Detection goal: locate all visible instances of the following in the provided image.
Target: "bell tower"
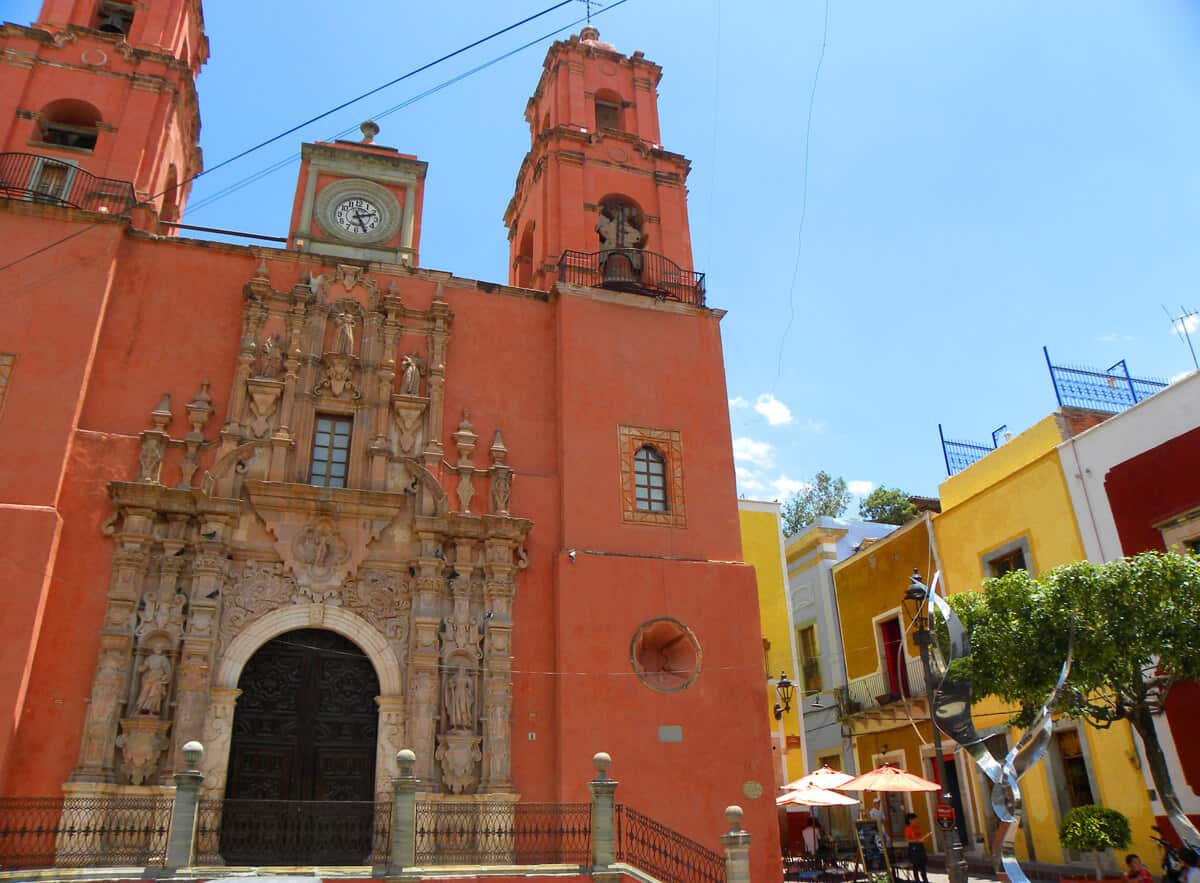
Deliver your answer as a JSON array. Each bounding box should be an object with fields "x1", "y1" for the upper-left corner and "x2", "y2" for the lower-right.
[
  {"x1": 0, "y1": 0, "x2": 207, "y2": 221},
  {"x1": 503, "y1": 27, "x2": 697, "y2": 296}
]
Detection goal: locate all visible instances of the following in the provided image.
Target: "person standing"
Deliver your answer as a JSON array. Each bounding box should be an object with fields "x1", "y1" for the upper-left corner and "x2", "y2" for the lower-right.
[
  {"x1": 904, "y1": 812, "x2": 932, "y2": 883},
  {"x1": 870, "y1": 798, "x2": 891, "y2": 846}
]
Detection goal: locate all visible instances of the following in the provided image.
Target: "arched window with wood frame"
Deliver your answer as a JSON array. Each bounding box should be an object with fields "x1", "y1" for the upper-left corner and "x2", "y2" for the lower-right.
[{"x1": 633, "y1": 445, "x2": 668, "y2": 513}]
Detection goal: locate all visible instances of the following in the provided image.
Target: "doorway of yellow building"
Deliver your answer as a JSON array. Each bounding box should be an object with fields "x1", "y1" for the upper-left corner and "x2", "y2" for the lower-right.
[{"x1": 925, "y1": 753, "x2": 971, "y2": 852}]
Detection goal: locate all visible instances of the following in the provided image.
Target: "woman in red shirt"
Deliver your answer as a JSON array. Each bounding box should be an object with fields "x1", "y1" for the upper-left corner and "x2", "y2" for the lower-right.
[{"x1": 904, "y1": 813, "x2": 931, "y2": 883}]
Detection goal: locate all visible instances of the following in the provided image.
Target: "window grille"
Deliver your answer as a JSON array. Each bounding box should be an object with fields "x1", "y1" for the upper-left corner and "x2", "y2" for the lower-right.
[
  {"x1": 633, "y1": 445, "x2": 668, "y2": 512},
  {"x1": 311, "y1": 415, "x2": 352, "y2": 488}
]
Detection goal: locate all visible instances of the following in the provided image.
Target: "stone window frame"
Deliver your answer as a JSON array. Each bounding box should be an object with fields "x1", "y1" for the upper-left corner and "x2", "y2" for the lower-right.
[
  {"x1": 618, "y1": 424, "x2": 685, "y2": 527},
  {"x1": 309, "y1": 412, "x2": 353, "y2": 488},
  {"x1": 1158, "y1": 507, "x2": 1200, "y2": 555},
  {"x1": 981, "y1": 535, "x2": 1034, "y2": 578}
]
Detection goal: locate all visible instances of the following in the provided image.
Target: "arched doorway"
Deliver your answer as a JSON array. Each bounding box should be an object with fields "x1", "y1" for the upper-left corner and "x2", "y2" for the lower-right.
[{"x1": 219, "y1": 628, "x2": 381, "y2": 865}]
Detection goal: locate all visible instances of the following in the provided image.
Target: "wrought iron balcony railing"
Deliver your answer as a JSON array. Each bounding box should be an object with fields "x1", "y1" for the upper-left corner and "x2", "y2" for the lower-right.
[
  {"x1": 559, "y1": 248, "x2": 707, "y2": 307},
  {"x1": 0, "y1": 152, "x2": 137, "y2": 215},
  {"x1": 839, "y1": 659, "x2": 928, "y2": 716}
]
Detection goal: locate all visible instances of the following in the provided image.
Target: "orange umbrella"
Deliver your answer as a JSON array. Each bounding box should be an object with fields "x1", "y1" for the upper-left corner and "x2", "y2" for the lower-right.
[
  {"x1": 777, "y1": 783, "x2": 861, "y2": 807},
  {"x1": 833, "y1": 763, "x2": 941, "y2": 793},
  {"x1": 783, "y1": 764, "x2": 854, "y2": 791}
]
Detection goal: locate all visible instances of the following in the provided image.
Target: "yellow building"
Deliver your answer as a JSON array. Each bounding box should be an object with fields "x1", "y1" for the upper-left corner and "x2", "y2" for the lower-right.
[
  {"x1": 739, "y1": 500, "x2": 806, "y2": 788},
  {"x1": 833, "y1": 412, "x2": 1157, "y2": 871}
]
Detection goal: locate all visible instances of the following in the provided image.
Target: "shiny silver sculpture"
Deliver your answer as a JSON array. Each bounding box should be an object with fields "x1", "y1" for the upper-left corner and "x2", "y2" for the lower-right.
[{"x1": 925, "y1": 580, "x2": 1074, "y2": 883}]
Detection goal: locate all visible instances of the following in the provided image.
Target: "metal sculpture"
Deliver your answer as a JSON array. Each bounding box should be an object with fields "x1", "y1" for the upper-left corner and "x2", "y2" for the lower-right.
[{"x1": 925, "y1": 575, "x2": 1074, "y2": 883}]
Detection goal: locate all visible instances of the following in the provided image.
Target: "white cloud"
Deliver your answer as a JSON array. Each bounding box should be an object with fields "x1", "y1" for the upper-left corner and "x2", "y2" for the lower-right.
[
  {"x1": 728, "y1": 396, "x2": 749, "y2": 410},
  {"x1": 771, "y1": 475, "x2": 810, "y2": 498},
  {"x1": 1098, "y1": 332, "x2": 1136, "y2": 344},
  {"x1": 848, "y1": 480, "x2": 875, "y2": 496},
  {"x1": 800, "y1": 417, "x2": 828, "y2": 433},
  {"x1": 732, "y1": 436, "x2": 774, "y2": 468},
  {"x1": 735, "y1": 466, "x2": 766, "y2": 492},
  {"x1": 1180, "y1": 315, "x2": 1200, "y2": 334},
  {"x1": 753, "y1": 393, "x2": 793, "y2": 426}
]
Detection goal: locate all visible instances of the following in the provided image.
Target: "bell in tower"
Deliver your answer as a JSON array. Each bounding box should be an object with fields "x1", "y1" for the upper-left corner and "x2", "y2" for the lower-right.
[{"x1": 503, "y1": 27, "x2": 704, "y2": 305}]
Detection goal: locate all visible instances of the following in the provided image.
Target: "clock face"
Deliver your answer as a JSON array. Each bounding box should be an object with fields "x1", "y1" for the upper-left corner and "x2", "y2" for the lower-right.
[{"x1": 333, "y1": 197, "x2": 382, "y2": 236}]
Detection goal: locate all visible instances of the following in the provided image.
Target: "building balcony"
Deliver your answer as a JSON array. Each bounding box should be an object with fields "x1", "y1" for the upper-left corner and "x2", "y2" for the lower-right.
[
  {"x1": 836, "y1": 658, "x2": 928, "y2": 720},
  {"x1": 558, "y1": 248, "x2": 706, "y2": 307},
  {"x1": 0, "y1": 151, "x2": 136, "y2": 215}
]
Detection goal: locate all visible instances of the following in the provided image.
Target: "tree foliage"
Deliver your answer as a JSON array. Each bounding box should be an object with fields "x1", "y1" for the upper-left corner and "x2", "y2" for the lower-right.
[
  {"x1": 858, "y1": 486, "x2": 918, "y2": 525},
  {"x1": 1059, "y1": 805, "x2": 1131, "y2": 880},
  {"x1": 948, "y1": 551, "x2": 1200, "y2": 847},
  {"x1": 781, "y1": 471, "x2": 851, "y2": 535}
]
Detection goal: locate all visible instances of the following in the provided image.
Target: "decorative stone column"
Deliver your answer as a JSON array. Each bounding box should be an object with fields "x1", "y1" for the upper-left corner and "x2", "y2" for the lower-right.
[
  {"x1": 198, "y1": 687, "x2": 240, "y2": 797},
  {"x1": 389, "y1": 748, "x2": 419, "y2": 874},
  {"x1": 589, "y1": 752, "x2": 619, "y2": 876},
  {"x1": 721, "y1": 805, "x2": 752, "y2": 883},
  {"x1": 73, "y1": 541, "x2": 152, "y2": 782},
  {"x1": 165, "y1": 741, "x2": 205, "y2": 870},
  {"x1": 480, "y1": 537, "x2": 515, "y2": 792},
  {"x1": 408, "y1": 541, "x2": 445, "y2": 784}
]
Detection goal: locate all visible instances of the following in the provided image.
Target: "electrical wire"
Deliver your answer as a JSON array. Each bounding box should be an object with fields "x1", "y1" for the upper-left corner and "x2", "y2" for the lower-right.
[
  {"x1": 0, "y1": 0, "x2": 578, "y2": 273},
  {"x1": 772, "y1": 0, "x2": 831, "y2": 393},
  {"x1": 187, "y1": 0, "x2": 632, "y2": 216}
]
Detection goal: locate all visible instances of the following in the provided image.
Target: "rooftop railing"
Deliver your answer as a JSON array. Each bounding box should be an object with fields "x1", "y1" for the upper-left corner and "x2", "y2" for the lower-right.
[{"x1": 559, "y1": 248, "x2": 707, "y2": 307}]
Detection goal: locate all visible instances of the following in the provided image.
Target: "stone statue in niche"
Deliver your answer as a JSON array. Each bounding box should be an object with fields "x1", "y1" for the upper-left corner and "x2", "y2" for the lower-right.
[
  {"x1": 333, "y1": 311, "x2": 356, "y2": 355},
  {"x1": 137, "y1": 435, "x2": 164, "y2": 483},
  {"x1": 256, "y1": 332, "x2": 284, "y2": 378},
  {"x1": 400, "y1": 354, "x2": 423, "y2": 396},
  {"x1": 447, "y1": 666, "x2": 476, "y2": 732},
  {"x1": 135, "y1": 650, "x2": 172, "y2": 716}
]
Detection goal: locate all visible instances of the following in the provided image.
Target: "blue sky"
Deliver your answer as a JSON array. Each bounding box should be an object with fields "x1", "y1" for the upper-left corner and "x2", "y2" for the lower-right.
[{"x1": 14, "y1": 0, "x2": 1200, "y2": 504}]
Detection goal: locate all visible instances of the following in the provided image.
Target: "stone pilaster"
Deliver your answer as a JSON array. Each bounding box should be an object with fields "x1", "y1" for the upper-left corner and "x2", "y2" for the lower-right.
[{"x1": 198, "y1": 687, "x2": 240, "y2": 797}]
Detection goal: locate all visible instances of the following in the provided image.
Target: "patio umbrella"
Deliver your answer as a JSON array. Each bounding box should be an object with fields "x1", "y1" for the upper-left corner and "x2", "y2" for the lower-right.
[
  {"x1": 833, "y1": 763, "x2": 940, "y2": 793},
  {"x1": 782, "y1": 764, "x2": 854, "y2": 791},
  {"x1": 777, "y1": 784, "x2": 861, "y2": 807}
]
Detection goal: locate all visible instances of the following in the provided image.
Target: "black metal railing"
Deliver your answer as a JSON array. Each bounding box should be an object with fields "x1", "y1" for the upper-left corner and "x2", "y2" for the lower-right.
[
  {"x1": 0, "y1": 152, "x2": 137, "y2": 215},
  {"x1": 0, "y1": 796, "x2": 172, "y2": 869},
  {"x1": 1044, "y1": 347, "x2": 1167, "y2": 413},
  {"x1": 197, "y1": 799, "x2": 390, "y2": 866},
  {"x1": 414, "y1": 800, "x2": 591, "y2": 866},
  {"x1": 615, "y1": 804, "x2": 725, "y2": 883},
  {"x1": 559, "y1": 248, "x2": 707, "y2": 306}
]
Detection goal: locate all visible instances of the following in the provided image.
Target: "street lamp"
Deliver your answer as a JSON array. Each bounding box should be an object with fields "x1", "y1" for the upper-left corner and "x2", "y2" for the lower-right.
[
  {"x1": 905, "y1": 569, "x2": 969, "y2": 883},
  {"x1": 774, "y1": 671, "x2": 795, "y2": 721}
]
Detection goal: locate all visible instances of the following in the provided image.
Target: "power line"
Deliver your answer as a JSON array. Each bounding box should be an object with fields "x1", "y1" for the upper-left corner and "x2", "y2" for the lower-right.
[
  {"x1": 0, "y1": 0, "x2": 576, "y2": 273},
  {"x1": 772, "y1": 0, "x2": 831, "y2": 393},
  {"x1": 187, "y1": 0, "x2": 632, "y2": 217}
]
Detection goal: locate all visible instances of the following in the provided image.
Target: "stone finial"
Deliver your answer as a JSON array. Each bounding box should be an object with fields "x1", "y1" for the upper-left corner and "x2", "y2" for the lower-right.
[
  {"x1": 254, "y1": 256, "x2": 269, "y2": 279},
  {"x1": 396, "y1": 748, "x2": 416, "y2": 776},
  {"x1": 186, "y1": 381, "x2": 213, "y2": 435},
  {"x1": 181, "y1": 740, "x2": 204, "y2": 770},
  {"x1": 490, "y1": 429, "x2": 508, "y2": 465},
  {"x1": 593, "y1": 751, "x2": 613, "y2": 778},
  {"x1": 724, "y1": 805, "x2": 744, "y2": 833},
  {"x1": 150, "y1": 393, "x2": 173, "y2": 430},
  {"x1": 361, "y1": 120, "x2": 380, "y2": 144}
]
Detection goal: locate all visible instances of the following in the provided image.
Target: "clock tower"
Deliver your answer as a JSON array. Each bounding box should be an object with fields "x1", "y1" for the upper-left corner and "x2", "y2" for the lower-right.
[{"x1": 288, "y1": 121, "x2": 428, "y2": 265}]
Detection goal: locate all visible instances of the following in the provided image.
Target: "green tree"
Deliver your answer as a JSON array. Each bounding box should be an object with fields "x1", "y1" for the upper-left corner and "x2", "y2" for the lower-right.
[
  {"x1": 781, "y1": 471, "x2": 851, "y2": 535},
  {"x1": 858, "y1": 486, "x2": 918, "y2": 525},
  {"x1": 948, "y1": 552, "x2": 1200, "y2": 848},
  {"x1": 1058, "y1": 805, "x2": 1131, "y2": 880}
]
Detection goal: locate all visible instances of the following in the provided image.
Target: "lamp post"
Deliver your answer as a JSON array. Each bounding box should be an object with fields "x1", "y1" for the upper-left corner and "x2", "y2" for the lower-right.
[
  {"x1": 773, "y1": 672, "x2": 795, "y2": 786},
  {"x1": 905, "y1": 570, "x2": 969, "y2": 883}
]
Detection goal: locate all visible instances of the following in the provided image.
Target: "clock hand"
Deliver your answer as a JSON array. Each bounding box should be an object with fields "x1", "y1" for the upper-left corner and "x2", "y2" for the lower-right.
[{"x1": 352, "y1": 211, "x2": 369, "y2": 232}]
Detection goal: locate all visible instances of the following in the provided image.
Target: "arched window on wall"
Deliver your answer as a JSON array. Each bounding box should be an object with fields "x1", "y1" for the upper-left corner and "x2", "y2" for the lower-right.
[
  {"x1": 95, "y1": 2, "x2": 135, "y2": 35},
  {"x1": 633, "y1": 445, "x2": 668, "y2": 513},
  {"x1": 515, "y1": 223, "x2": 534, "y2": 288},
  {"x1": 36, "y1": 99, "x2": 102, "y2": 152},
  {"x1": 594, "y1": 89, "x2": 624, "y2": 132}
]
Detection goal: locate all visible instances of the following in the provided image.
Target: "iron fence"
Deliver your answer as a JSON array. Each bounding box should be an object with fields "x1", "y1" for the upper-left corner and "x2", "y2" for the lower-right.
[
  {"x1": 414, "y1": 800, "x2": 590, "y2": 866},
  {"x1": 615, "y1": 804, "x2": 725, "y2": 883},
  {"x1": 0, "y1": 796, "x2": 172, "y2": 869},
  {"x1": 196, "y1": 798, "x2": 389, "y2": 867},
  {"x1": 558, "y1": 248, "x2": 707, "y2": 306},
  {"x1": 0, "y1": 152, "x2": 137, "y2": 215},
  {"x1": 938, "y1": 423, "x2": 995, "y2": 476},
  {"x1": 1044, "y1": 347, "x2": 1167, "y2": 413}
]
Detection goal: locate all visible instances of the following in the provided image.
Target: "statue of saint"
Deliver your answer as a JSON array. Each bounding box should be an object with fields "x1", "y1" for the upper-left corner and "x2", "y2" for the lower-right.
[
  {"x1": 400, "y1": 354, "x2": 422, "y2": 396},
  {"x1": 135, "y1": 650, "x2": 172, "y2": 716},
  {"x1": 448, "y1": 667, "x2": 475, "y2": 731},
  {"x1": 333, "y1": 311, "x2": 356, "y2": 355}
]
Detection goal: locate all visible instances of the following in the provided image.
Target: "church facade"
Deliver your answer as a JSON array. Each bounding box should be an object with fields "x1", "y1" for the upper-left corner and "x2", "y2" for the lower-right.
[{"x1": 0, "y1": 2, "x2": 780, "y2": 877}]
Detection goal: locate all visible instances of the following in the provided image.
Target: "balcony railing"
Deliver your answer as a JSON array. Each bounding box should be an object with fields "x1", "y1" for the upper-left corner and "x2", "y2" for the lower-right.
[
  {"x1": 559, "y1": 248, "x2": 706, "y2": 307},
  {"x1": 839, "y1": 658, "x2": 928, "y2": 715},
  {"x1": 0, "y1": 152, "x2": 137, "y2": 215}
]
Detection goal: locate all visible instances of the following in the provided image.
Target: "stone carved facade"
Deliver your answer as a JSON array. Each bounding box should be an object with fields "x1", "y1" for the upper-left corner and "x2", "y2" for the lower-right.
[{"x1": 73, "y1": 264, "x2": 530, "y2": 803}]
